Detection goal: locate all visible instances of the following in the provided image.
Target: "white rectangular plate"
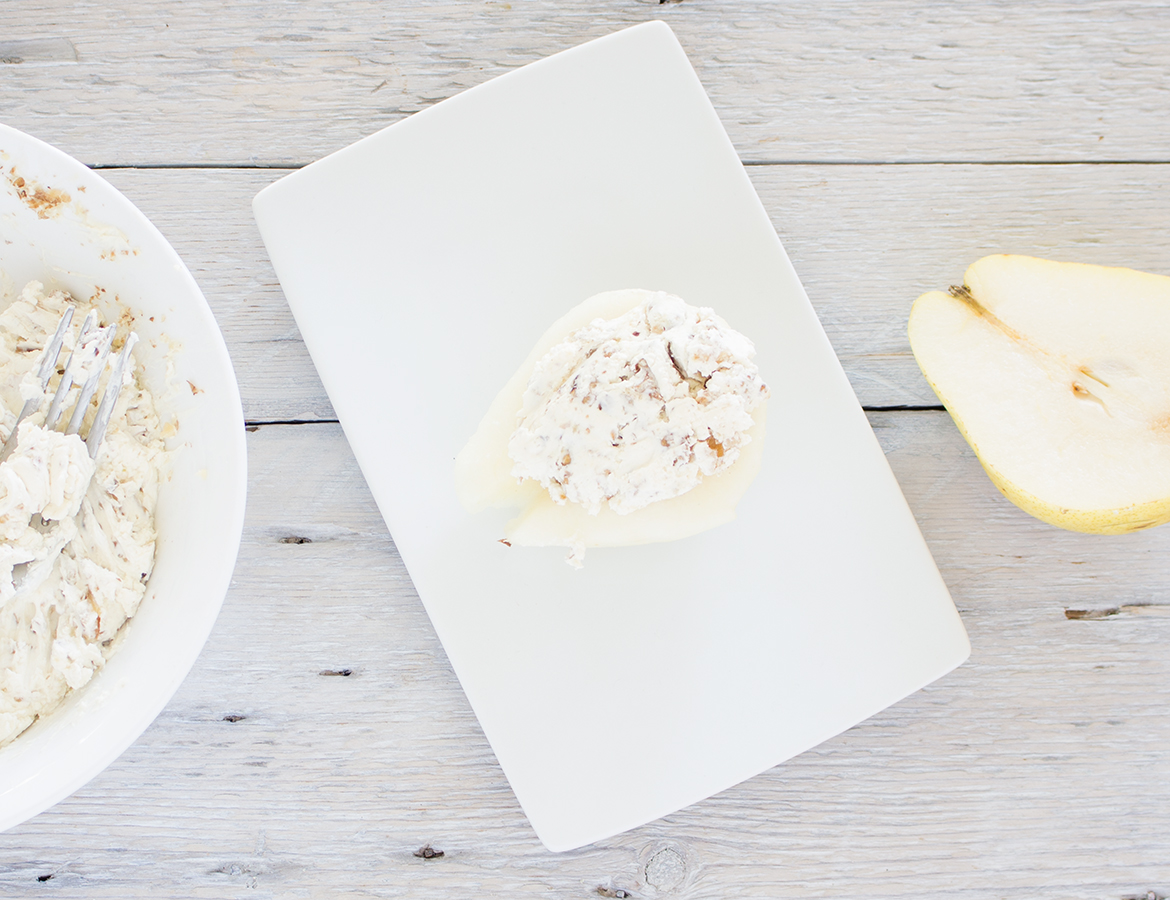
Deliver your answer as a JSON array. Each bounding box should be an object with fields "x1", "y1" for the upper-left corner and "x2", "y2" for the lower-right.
[{"x1": 253, "y1": 21, "x2": 969, "y2": 852}]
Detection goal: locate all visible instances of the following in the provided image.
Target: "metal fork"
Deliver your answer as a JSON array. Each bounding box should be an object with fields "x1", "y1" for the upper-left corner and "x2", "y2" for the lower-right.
[
  {"x1": 0, "y1": 307, "x2": 139, "y2": 598},
  {"x1": 0, "y1": 306, "x2": 139, "y2": 465}
]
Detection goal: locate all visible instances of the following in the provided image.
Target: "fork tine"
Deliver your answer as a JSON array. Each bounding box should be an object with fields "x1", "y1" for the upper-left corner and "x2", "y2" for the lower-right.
[
  {"x1": 0, "y1": 306, "x2": 74, "y2": 464},
  {"x1": 36, "y1": 307, "x2": 75, "y2": 384},
  {"x1": 45, "y1": 309, "x2": 97, "y2": 430},
  {"x1": 86, "y1": 333, "x2": 138, "y2": 459},
  {"x1": 65, "y1": 325, "x2": 116, "y2": 437}
]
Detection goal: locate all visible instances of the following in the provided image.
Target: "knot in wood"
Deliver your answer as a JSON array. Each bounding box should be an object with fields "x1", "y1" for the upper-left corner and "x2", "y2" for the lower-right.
[{"x1": 644, "y1": 846, "x2": 686, "y2": 892}]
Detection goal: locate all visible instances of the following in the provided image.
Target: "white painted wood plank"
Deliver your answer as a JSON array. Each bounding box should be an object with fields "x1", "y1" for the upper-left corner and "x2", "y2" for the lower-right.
[
  {"x1": 1, "y1": 417, "x2": 1168, "y2": 898},
  {"x1": 765, "y1": 162, "x2": 1170, "y2": 407},
  {"x1": 1, "y1": 1, "x2": 1168, "y2": 166},
  {"x1": 93, "y1": 168, "x2": 335, "y2": 423},
  {"x1": 93, "y1": 161, "x2": 1170, "y2": 419}
]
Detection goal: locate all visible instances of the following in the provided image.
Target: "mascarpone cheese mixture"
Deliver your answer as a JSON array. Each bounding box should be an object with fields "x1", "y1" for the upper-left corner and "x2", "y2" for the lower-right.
[
  {"x1": 509, "y1": 291, "x2": 769, "y2": 517},
  {"x1": 0, "y1": 281, "x2": 165, "y2": 747}
]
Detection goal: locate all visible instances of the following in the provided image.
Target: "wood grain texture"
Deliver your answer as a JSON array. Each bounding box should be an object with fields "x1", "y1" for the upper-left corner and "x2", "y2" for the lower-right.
[
  {"x1": 1, "y1": 0, "x2": 1168, "y2": 166},
  {"x1": 95, "y1": 168, "x2": 335, "y2": 423},
  {"x1": 3, "y1": 1, "x2": 1170, "y2": 895},
  {"x1": 93, "y1": 161, "x2": 1170, "y2": 419},
  {"x1": 1, "y1": 418, "x2": 1168, "y2": 899}
]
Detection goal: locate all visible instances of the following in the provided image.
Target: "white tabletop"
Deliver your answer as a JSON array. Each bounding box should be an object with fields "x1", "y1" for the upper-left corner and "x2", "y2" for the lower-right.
[{"x1": 2, "y1": 2, "x2": 1169, "y2": 897}]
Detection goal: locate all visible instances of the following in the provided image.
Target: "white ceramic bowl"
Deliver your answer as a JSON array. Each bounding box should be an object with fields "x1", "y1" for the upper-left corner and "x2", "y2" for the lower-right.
[{"x1": 0, "y1": 123, "x2": 247, "y2": 832}]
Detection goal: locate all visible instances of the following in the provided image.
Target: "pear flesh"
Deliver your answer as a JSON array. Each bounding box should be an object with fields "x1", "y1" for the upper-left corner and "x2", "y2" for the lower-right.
[
  {"x1": 908, "y1": 254, "x2": 1170, "y2": 534},
  {"x1": 455, "y1": 289, "x2": 767, "y2": 556}
]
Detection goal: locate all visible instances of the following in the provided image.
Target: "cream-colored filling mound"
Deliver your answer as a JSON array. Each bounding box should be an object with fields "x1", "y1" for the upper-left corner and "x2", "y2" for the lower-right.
[
  {"x1": 456, "y1": 289, "x2": 769, "y2": 565},
  {"x1": 0, "y1": 281, "x2": 165, "y2": 747}
]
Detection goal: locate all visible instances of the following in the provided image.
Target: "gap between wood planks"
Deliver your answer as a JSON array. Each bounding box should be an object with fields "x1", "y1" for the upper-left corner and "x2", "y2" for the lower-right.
[
  {"x1": 243, "y1": 406, "x2": 947, "y2": 431},
  {"x1": 87, "y1": 159, "x2": 1170, "y2": 170},
  {"x1": 245, "y1": 419, "x2": 339, "y2": 431}
]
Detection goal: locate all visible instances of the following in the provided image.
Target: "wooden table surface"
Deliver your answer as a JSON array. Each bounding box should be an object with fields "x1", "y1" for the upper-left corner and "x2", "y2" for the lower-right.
[{"x1": 3, "y1": 2, "x2": 1170, "y2": 897}]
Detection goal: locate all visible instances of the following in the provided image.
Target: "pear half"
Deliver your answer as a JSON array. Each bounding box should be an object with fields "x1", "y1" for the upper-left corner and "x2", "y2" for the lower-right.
[
  {"x1": 455, "y1": 289, "x2": 767, "y2": 552},
  {"x1": 908, "y1": 254, "x2": 1170, "y2": 534}
]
